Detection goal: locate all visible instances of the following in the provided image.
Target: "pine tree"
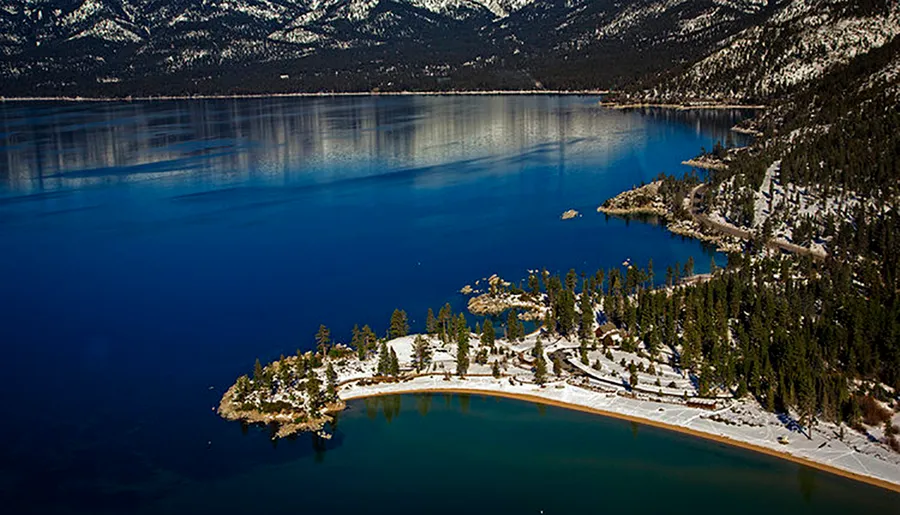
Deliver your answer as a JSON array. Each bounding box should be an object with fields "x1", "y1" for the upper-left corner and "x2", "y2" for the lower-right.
[
  {"x1": 579, "y1": 289, "x2": 594, "y2": 341},
  {"x1": 628, "y1": 362, "x2": 639, "y2": 388},
  {"x1": 296, "y1": 351, "x2": 308, "y2": 378},
  {"x1": 234, "y1": 375, "x2": 251, "y2": 402},
  {"x1": 506, "y1": 310, "x2": 519, "y2": 341},
  {"x1": 456, "y1": 337, "x2": 470, "y2": 377},
  {"x1": 390, "y1": 309, "x2": 409, "y2": 339},
  {"x1": 456, "y1": 315, "x2": 470, "y2": 377},
  {"x1": 426, "y1": 308, "x2": 437, "y2": 334},
  {"x1": 438, "y1": 303, "x2": 452, "y2": 343},
  {"x1": 481, "y1": 318, "x2": 495, "y2": 347},
  {"x1": 253, "y1": 358, "x2": 264, "y2": 383},
  {"x1": 352, "y1": 324, "x2": 365, "y2": 360},
  {"x1": 534, "y1": 338, "x2": 547, "y2": 385},
  {"x1": 325, "y1": 362, "x2": 337, "y2": 401},
  {"x1": 377, "y1": 342, "x2": 389, "y2": 376},
  {"x1": 543, "y1": 309, "x2": 554, "y2": 334},
  {"x1": 798, "y1": 367, "x2": 816, "y2": 439},
  {"x1": 412, "y1": 335, "x2": 431, "y2": 372},
  {"x1": 491, "y1": 360, "x2": 501, "y2": 378},
  {"x1": 553, "y1": 353, "x2": 562, "y2": 376},
  {"x1": 315, "y1": 324, "x2": 331, "y2": 354},
  {"x1": 306, "y1": 373, "x2": 322, "y2": 410},
  {"x1": 566, "y1": 268, "x2": 578, "y2": 292},
  {"x1": 389, "y1": 348, "x2": 400, "y2": 376},
  {"x1": 456, "y1": 313, "x2": 469, "y2": 346}
]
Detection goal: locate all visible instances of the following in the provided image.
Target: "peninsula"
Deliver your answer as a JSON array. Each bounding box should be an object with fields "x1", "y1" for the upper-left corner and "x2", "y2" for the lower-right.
[{"x1": 220, "y1": 268, "x2": 900, "y2": 492}]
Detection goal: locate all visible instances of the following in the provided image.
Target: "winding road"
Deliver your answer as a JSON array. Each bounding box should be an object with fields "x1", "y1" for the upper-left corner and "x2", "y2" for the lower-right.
[{"x1": 688, "y1": 184, "x2": 826, "y2": 260}]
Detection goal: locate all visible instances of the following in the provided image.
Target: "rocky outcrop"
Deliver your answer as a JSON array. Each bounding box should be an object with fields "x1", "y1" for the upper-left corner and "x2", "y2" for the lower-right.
[
  {"x1": 597, "y1": 181, "x2": 668, "y2": 216},
  {"x1": 681, "y1": 157, "x2": 729, "y2": 171},
  {"x1": 561, "y1": 209, "x2": 579, "y2": 220},
  {"x1": 467, "y1": 292, "x2": 542, "y2": 318},
  {"x1": 219, "y1": 384, "x2": 346, "y2": 438}
]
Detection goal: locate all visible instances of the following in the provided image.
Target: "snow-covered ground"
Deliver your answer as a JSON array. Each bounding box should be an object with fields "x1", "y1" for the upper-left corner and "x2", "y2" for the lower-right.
[{"x1": 708, "y1": 160, "x2": 882, "y2": 255}]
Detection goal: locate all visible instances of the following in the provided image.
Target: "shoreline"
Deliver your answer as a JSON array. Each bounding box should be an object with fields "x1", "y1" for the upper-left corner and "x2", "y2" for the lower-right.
[
  {"x1": 345, "y1": 385, "x2": 900, "y2": 494},
  {"x1": 681, "y1": 158, "x2": 729, "y2": 171},
  {"x1": 0, "y1": 91, "x2": 767, "y2": 111},
  {"x1": 597, "y1": 206, "x2": 668, "y2": 217},
  {"x1": 0, "y1": 90, "x2": 609, "y2": 103},
  {"x1": 597, "y1": 102, "x2": 767, "y2": 111}
]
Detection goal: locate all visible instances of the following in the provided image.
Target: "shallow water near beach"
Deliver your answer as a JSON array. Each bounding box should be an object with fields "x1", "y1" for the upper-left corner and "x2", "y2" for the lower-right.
[
  {"x1": 0, "y1": 96, "x2": 896, "y2": 513},
  {"x1": 138, "y1": 394, "x2": 898, "y2": 514}
]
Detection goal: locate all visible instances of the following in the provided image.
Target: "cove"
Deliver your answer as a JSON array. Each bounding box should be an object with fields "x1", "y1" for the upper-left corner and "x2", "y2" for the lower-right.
[{"x1": 143, "y1": 393, "x2": 899, "y2": 514}]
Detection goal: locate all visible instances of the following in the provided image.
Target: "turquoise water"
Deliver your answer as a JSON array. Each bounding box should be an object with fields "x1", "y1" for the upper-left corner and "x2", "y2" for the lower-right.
[
  {"x1": 141, "y1": 394, "x2": 898, "y2": 514},
  {"x1": 1, "y1": 96, "x2": 895, "y2": 512}
]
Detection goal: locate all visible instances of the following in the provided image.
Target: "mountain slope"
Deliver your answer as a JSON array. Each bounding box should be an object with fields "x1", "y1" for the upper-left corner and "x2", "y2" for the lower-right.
[
  {"x1": 0, "y1": 0, "x2": 896, "y2": 98},
  {"x1": 629, "y1": 0, "x2": 900, "y2": 103}
]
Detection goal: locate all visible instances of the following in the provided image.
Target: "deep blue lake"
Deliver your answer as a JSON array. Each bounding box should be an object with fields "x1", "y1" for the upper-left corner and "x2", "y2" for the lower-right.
[{"x1": 1, "y1": 96, "x2": 895, "y2": 513}]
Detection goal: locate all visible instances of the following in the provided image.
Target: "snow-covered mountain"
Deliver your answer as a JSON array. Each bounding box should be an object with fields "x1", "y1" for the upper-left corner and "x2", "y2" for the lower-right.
[
  {"x1": 0, "y1": 0, "x2": 896, "y2": 98},
  {"x1": 631, "y1": 0, "x2": 900, "y2": 102}
]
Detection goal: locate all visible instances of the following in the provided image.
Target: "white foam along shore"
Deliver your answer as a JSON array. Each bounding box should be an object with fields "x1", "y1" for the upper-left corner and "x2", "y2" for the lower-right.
[{"x1": 334, "y1": 333, "x2": 900, "y2": 493}]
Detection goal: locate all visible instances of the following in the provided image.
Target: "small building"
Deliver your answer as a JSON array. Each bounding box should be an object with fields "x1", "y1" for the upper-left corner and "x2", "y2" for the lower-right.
[
  {"x1": 686, "y1": 397, "x2": 718, "y2": 410},
  {"x1": 596, "y1": 324, "x2": 622, "y2": 347}
]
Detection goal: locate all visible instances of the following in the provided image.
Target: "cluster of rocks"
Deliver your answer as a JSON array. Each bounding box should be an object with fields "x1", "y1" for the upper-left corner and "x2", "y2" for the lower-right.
[
  {"x1": 561, "y1": 209, "x2": 580, "y2": 220},
  {"x1": 467, "y1": 292, "x2": 541, "y2": 317}
]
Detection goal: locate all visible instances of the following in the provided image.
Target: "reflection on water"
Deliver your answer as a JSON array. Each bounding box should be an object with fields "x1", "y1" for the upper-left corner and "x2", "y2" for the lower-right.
[
  {"x1": 291, "y1": 394, "x2": 896, "y2": 515},
  {"x1": 363, "y1": 395, "x2": 403, "y2": 424},
  {"x1": 0, "y1": 97, "x2": 749, "y2": 196},
  {"x1": 798, "y1": 465, "x2": 818, "y2": 503},
  {"x1": 459, "y1": 393, "x2": 471, "y2": 413},
  {"x1": 416, "y1": 392, "x2": 433, "y2": 416}
]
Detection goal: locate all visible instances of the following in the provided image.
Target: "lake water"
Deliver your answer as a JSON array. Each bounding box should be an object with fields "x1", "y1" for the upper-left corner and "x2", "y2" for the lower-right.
[{"x1": 0, "y1": 96, "x2": 894, "y2": 513}]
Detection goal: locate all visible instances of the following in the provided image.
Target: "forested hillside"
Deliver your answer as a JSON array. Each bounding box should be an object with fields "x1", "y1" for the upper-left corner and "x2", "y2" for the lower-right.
[
  {"x1": 697, "y1": 34, "x2": 900, "y2": 263},
  {"x1": 606, "y1": 19, "x2": 900, "y2": 436}
]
